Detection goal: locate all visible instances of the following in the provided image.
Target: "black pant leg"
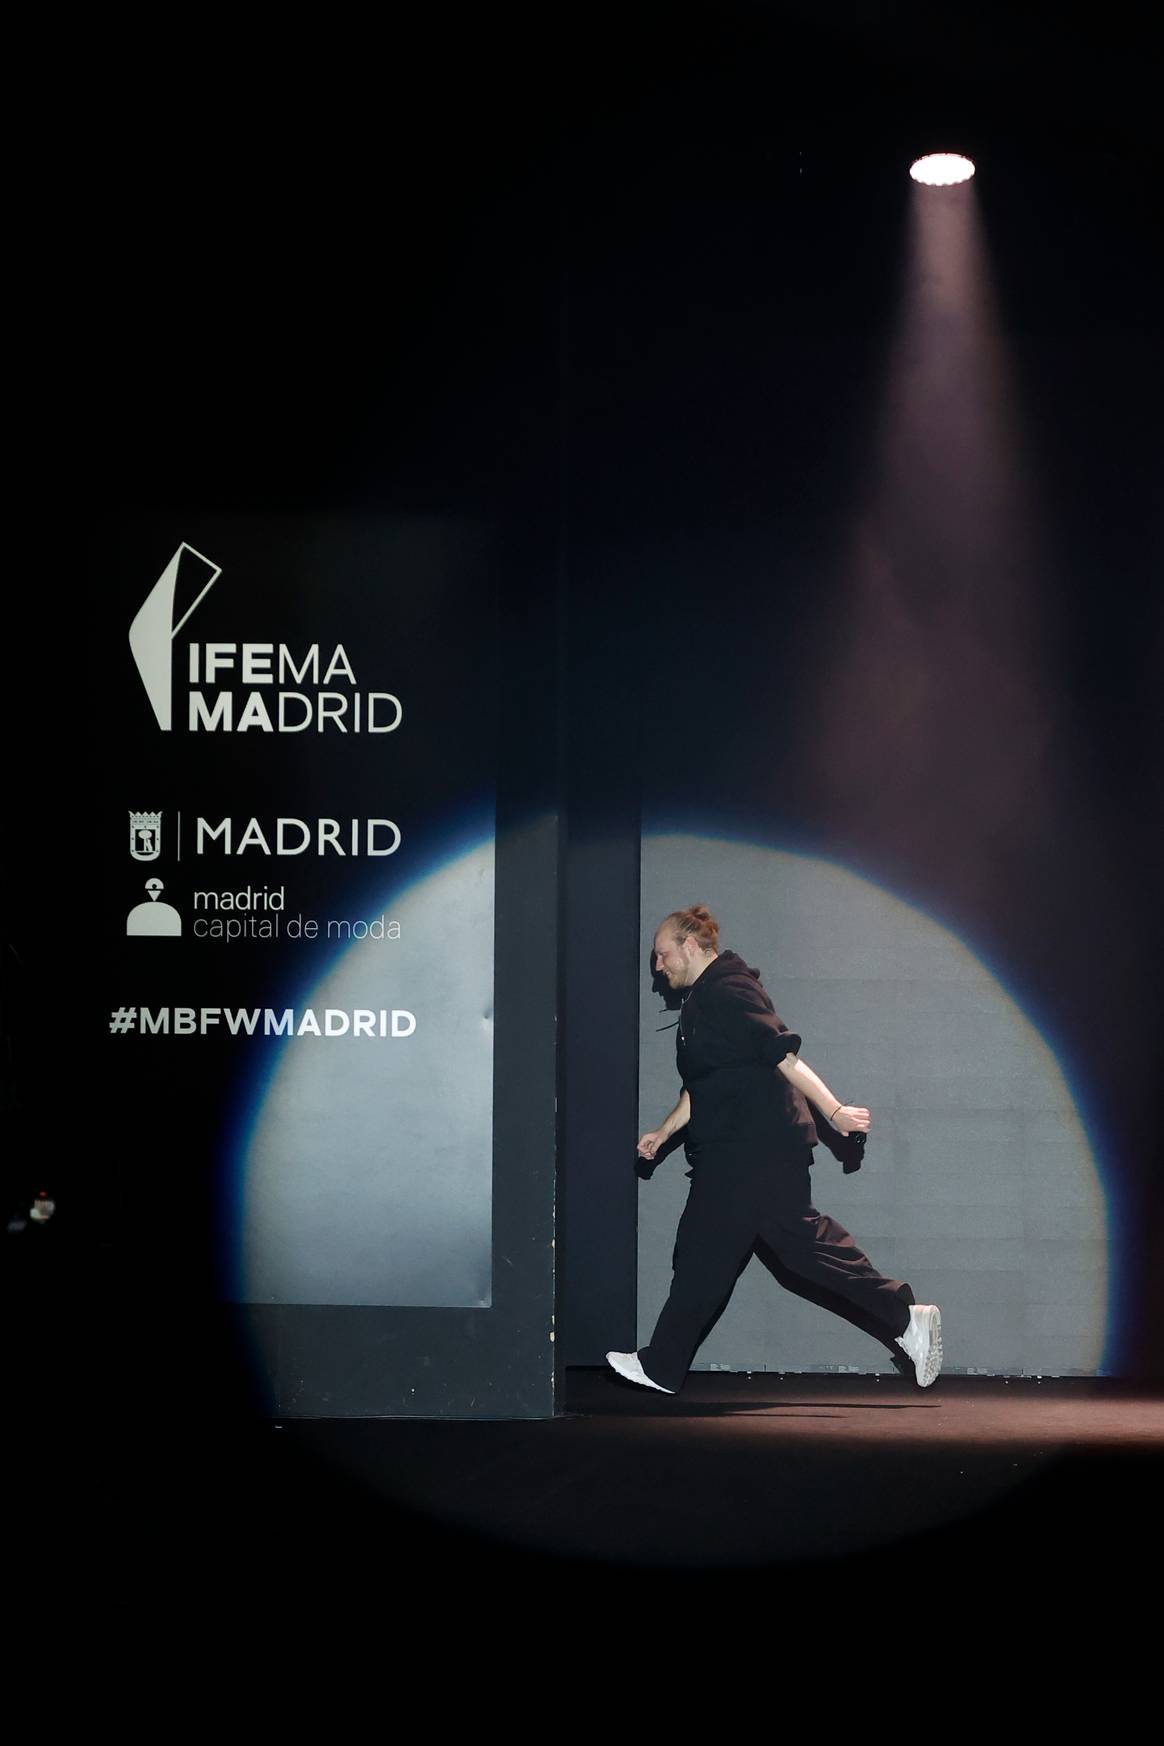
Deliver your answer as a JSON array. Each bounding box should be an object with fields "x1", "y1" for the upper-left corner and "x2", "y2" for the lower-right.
[
  {"x1": 757, "y1": 1150, "x2": 914, "y2": 1337},
  {"x1": 638, "y1": 1149, "x2": 762, "y2": 1393}
]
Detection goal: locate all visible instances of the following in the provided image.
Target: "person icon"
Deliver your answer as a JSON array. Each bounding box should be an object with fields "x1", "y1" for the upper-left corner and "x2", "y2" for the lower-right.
[{"x1": 127, "y1": 877, "x2": 182, "y2": 937}]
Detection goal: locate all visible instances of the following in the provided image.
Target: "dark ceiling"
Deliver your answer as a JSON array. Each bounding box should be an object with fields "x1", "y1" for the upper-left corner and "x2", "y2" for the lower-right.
[{"x1": 43, "y1": 1, "x2": 1161, "y2": 516}]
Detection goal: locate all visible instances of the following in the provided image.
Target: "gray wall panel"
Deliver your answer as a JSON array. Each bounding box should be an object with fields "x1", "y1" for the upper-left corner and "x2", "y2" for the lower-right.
[{"x1": 638, "y1": 833, "x2": 1108, "y2": 1376}]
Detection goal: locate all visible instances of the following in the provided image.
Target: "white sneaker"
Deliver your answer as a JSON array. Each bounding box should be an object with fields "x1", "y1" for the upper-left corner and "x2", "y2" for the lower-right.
[
  {"x1": 605, "y1": 1350, "x2": 675, "y2": 1393},
  {"x1": 895, "y1": 1304, "x2": 943, "y2": 1387}
]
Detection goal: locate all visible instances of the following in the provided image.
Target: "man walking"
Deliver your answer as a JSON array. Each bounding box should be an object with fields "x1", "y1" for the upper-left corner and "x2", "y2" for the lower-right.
[{"x1": 607, "y1": 904, "x2": 942, "y2": 1394}]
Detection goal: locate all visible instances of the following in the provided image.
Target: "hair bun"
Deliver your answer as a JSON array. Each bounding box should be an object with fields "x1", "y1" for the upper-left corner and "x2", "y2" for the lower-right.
[{"x1": 660, "y1": 904, "x2": 720, "y2": 952}]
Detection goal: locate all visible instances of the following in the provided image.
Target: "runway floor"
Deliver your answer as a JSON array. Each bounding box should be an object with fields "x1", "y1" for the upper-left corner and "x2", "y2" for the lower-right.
[
  {"x1": 229, "y1": 1368, "x2": 1164, "y2": 1581},
  {"x1": 12, "y1": 1331, "x2": 1163, "y2": 1635}
]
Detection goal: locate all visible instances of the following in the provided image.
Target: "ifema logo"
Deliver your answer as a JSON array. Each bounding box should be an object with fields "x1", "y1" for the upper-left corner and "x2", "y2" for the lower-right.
[
  {"x1": 128, "y1": 542, "x2": 402, "y2": 734},
  {"x1": 129, "y1": 543, "x2": 222, "y2": 731}
]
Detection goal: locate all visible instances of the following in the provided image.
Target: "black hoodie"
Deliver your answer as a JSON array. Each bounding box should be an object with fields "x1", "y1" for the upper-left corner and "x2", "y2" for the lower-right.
[{"x1": 675, "y1": 950, "x2": 818, "y2": 1154}]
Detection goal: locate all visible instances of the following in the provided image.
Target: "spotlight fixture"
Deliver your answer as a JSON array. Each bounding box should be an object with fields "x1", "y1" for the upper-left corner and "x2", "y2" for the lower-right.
[{"x1": 910, "y1": 152, "x2": 975, "y2": 185}]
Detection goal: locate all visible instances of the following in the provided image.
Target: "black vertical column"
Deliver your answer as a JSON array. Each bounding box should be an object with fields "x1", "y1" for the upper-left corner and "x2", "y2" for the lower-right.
[
  {"x1": 556, "y1": 120, "x2": 648, "y2": 1368},
  {"x1": 559, "y1": 572, "x2": 643, "y2": 1365}
]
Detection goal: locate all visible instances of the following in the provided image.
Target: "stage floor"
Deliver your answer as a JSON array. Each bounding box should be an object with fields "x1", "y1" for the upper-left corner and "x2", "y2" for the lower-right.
[{"x1": 247, "y1": 1369, "x2": 1164, "y2": 1576}]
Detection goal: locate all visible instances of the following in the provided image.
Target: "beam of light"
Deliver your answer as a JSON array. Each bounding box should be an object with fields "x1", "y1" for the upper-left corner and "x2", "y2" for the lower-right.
[
  {"x1": 804, "y1": 143, "x2": 1132, "y2": 1376},
  {"x1": 910, "y1": 152, "x2": 976, "y2": 185},
  {"x1": 816, "y1": 149, "x2": 1061, "y2": 896}
]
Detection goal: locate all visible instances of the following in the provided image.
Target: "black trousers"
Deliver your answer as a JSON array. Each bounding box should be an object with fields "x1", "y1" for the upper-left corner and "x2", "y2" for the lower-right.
[{"x1": 638, "y1": 1142, "x2": 914, "y2": 1393}]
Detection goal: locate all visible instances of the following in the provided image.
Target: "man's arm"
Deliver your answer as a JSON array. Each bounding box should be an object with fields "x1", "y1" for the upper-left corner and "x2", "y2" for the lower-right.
[
  {"x1": 637, "y1": 1089, "x2": 691, "y2": 1159},
  {"x1": 777, "y1": 1054, "x2": 870, "y2": 1136}
]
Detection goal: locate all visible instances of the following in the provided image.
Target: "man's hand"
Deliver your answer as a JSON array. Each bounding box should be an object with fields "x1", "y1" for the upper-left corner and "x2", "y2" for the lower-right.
[
  {"x1": 830, "y1": 1105, "x2": 871, "y2": 1136},
  {"x1": 638, "y1": 1092, "x2": 690, "y2": 1160}
]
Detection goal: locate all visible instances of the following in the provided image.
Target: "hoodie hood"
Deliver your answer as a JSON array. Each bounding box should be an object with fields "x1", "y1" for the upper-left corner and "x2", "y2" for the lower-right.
[{"x1": 687, "y1": 948, "x2": 762, "y2": 992}]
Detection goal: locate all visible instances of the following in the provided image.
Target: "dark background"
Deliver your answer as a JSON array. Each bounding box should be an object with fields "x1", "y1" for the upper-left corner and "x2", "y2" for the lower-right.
[{"x1": 4, "y1": 0, "x2": 1162, "y2": 1609}]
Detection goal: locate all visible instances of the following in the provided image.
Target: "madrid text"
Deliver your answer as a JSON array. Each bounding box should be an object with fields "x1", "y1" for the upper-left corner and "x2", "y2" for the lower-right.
[{"x1": 194, "y1": 818, "x2": 401, "y2": 856}]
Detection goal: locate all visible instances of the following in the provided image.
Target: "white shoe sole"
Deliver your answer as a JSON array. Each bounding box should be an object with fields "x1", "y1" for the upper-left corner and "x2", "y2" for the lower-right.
[
  {"x1": 897, "y1": 1306, "x2": 943, "y2": 1387},
  {"x1": 605, "y1": 1350, "x2": 674, "y2": 1393}
]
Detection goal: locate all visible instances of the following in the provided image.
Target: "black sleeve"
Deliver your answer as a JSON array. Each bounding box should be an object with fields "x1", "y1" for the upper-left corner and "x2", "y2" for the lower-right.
[{"x1": 714, "y1": 978, "x2": 802, "y2": 1066}]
